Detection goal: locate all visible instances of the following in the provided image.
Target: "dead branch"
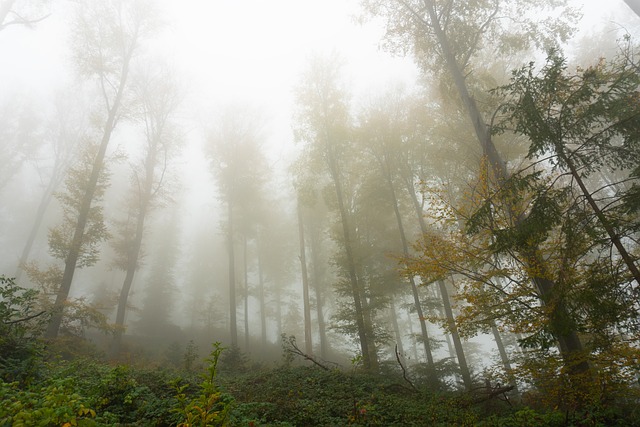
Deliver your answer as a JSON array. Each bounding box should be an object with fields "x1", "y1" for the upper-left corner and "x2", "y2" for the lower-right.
[
  {"x1": 395, "y1": 344, "x2": 418, "y2": 392},
  {"x1": 284, "y1": 336, "x2": 333, "y2": 371},
  {"x1": 4, "y1": 310, "x2": 46, "y2": 325}
]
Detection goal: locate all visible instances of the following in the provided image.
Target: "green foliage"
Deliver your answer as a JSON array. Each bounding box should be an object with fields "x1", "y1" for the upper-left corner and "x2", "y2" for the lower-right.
[
  {"x1": 0, "y1": 276, "x2": 47, "y2": 384},
  {"x1": 0, "y1": 379, "x2": 97, "y2": 427},
  {"x1": 172, "y1": 342, "x2": 233, "y2": 426}
]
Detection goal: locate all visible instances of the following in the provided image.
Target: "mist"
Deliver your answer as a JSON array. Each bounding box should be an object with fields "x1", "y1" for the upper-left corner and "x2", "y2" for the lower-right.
[{"x1": 2, "y1": 0, "x2": 640, "y2": 424}]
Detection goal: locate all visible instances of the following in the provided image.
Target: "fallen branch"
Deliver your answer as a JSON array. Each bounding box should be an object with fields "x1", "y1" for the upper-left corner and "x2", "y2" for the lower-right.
[
  {"x1": 470, "y1": 384, "x2": 514, "y2": 405},
  {"x1": 284, "y1": 335, "x2": 335, "y2": 371}
]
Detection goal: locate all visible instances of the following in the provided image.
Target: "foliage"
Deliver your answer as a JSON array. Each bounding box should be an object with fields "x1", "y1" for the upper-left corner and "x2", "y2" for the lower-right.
[
  {"x1": 0, "y1": 276, "x2": 48, "y2": 384},
  {"x1": 0, "y1": 379, "x2": 97, "y2": 427},
  {"x1": 403, "y1": 45, "x2": 640, "y2": 412},
  {"x1": 172, "y1": 342, "x2": 233, "y2": 426}
]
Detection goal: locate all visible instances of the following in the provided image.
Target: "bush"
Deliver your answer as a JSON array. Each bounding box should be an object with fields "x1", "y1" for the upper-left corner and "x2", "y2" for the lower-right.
[{"x1": 0, "y1": 276, "x2": 48, "y2": 384}]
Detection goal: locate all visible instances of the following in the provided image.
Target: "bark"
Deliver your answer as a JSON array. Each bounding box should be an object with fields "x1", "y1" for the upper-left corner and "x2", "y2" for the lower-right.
[{"x1": 297, "y1": 198, "x2": 313, "y2": 355}]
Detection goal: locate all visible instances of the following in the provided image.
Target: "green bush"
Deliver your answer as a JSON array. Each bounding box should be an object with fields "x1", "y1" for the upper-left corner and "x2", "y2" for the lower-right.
[{"x1": 0, "y1": 276, "x2": 48, "y2": 384}]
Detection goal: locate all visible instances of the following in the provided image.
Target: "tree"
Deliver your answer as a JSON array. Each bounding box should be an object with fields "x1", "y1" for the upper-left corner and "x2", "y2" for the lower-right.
[
  {"x1": 406, "y1": 47, "x2": 640, "y2": 403},
  {"x1": 0, "y1": 97, "x2": 42, "y2": 193},
  {"x1": 14, "y1": 91, "x2": 87, "y2": 281},
  {"x1": 360, "y1": 0, "x2": 589, "y2": 375},
  {"x1": 293, "y1": 53, "x2": 378, "y2": 371},
  {"x1": 45, "y1": 0, "x2": 159, "y2": 339},
  {"x1": 296, "y1": 193, "x2": 313, "y2": 355},
  {"x1": 110, "y1": 64, "x2": 182, "y2": 357},
  {"x1": 133, "y1": 210, "x2": 181, "y2": 339},
  {"x1": 0, "y1": 0, "x2": 50, "y2": 32},
  {"x1": 204, "y1": 104, "x2": 269, "y2": 349}
]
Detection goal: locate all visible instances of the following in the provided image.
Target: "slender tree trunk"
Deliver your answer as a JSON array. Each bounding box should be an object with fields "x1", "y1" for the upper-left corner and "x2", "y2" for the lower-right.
[
  {"x1": 275, "y1": 285, "x2": 282, "y2": 339},
  {"x1": 243, "y1": 235, "x2": 249, "y2": 351},
  {"x1": 324, "y1": 137, "x2": 373, "y2": 371},
  {"x1": 297, "y1": 198, "x2": 313, "y2": 355},
  {"x1": 406, "y1": 308, "x2": 420, "y2": 362},
  {"x1": 358, "y1": 278, "x2": 380, "y2": 371},
  {"x1": 227, "y1": 200, "x2": 238, "y2": 348},
  {"x1": 309, "y1": 217, "x2": 328, "y2": 359},
  {"x1": 15, "y1": 173, "x2": 58, "y2": 281},
  {"x1": 111, "y1": 207, "x2": 146, "y2": 358},
  {"x1": 562, "y1": 152, "x2": 640, "y2": 284},
  {"x1": 389, "y1": 298, "x2": 404, "y2": 356},
  {"x1": 439, "y1": 279, "x2": 472, "y2": 390},
  {"x1": 383, "y1": 153, "x2": 435, "y2": 371},
  {"x1": 45, "y1": 47, "x2": 133, "y2": 339},
  {"x1": 257, "y1": 236, "x2": 267, "y2": 351},
  {"x1": 491, "y1": 322, "x2": 518, "y2": 391},
  {"x1": 623, "y1": 0, "x2": 640, "y2": 18}
]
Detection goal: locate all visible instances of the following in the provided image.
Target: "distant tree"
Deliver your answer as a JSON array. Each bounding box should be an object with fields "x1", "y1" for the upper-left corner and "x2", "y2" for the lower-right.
[
  {"x1": 0, "y1": 97, "x2": 42, "y2": 193},
  {"x1": 45, "y1": 0, "x2": 160, "y2": 339},
  {"x1": 0, "y1": 0, "x2": 51, "y2": 32},
  {"x1": 134, "y1": 210, "x2": 181, "y2": 339},
  {"x1": 294, "y1": 53, "x2": 378, "y2": 371},
  {"x1": 14, "y1": 91, "x2": 87, "y2": 281},
  {"x1": 110, "y1": 64, "x2": 182, "y2": 357},
  {"x1": 204, "y1": 104, "x2": 269, "y2": 349}
]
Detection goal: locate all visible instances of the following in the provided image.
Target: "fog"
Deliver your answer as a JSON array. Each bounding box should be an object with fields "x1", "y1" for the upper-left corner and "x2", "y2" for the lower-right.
[{"x1": 1, "y1": 0, "x2": 638, "y2": 376}]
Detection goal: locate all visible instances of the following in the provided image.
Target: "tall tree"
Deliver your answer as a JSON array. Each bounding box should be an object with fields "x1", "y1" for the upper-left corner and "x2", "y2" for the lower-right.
[
  {"x1": 205, "y1": 104, "x2": 269, "y2": 349},
  {"x1": 110, "y1": 64, "x2": 182, "y2": 357},
  {"x1": 45, "y1": 0, "x2": 159, "y2": 339},
  {"x1": 294, "y1": 53, "x2": 378, "y2": 371},
  {"x1": 296, "y1": 193, "x2": 314, "y2": 355},
  {"x1": 14, "y1": 93, "x2": 86, "y2": 282},
  {"x1": 360, "y1": 0, "x2": 589, "y2": 374}
]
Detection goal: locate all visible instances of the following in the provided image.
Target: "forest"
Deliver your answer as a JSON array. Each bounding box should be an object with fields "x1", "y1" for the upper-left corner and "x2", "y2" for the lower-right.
[{"x1": 1, "y1": 0, "x2": 640, "y2": 425}]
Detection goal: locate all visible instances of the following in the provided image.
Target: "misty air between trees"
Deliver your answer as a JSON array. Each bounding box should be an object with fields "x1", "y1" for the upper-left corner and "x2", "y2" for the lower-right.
[{"x1": 1, "y1": 0, "x2": 640, "y2": 409}]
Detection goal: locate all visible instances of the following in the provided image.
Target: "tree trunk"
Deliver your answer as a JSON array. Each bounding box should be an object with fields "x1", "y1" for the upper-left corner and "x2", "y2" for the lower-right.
[
  {"x1": 45, "y1": 46, "x2": 133, "y2": 339},
  {"x1": 243, "y1": 235, "x2": 249, "y2": 351},
  {"x1": 309, "y1": 215, "x2": 328, "y2": 359},
  {"x1": 227, "y1": 200, "x2": 238, "y2": 348},
  {"x1": 389, "y1": 298, "x2": 404, "y2": 356},
  {"x1": 491, "y1": 322, "x2": 518, "y2": 392},
  {"x1": 15, "y1": 172, "x2": 58, "y2": 281},
  {"x1": 324, "y1": 136, "x2": 374, "y2": 371},
  {"x1": 297, "y1": 198, "x2": 313, "y2": 355},
  {"x1": 383, "y1": 153, "x2": 435, "y2": 371},
  {"x1": 439, "y1": 279, "x2": 473, "y2": 390},
  {"x1": 624, "y1": 0, "x2": 640, "y2": 18},
  {"x1": 257, "y1": 236, "x2": 267, "y2": 351}
]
